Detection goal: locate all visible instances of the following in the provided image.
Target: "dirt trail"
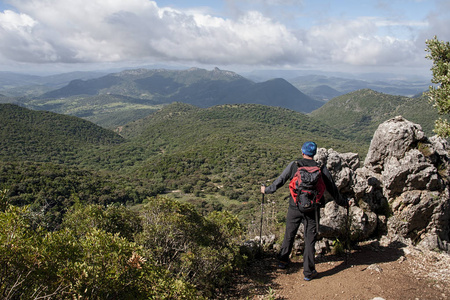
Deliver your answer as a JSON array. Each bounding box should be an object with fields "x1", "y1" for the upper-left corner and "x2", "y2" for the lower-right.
[{"x1": 227, "y1": 242, "x2": 450, "y2": 300}]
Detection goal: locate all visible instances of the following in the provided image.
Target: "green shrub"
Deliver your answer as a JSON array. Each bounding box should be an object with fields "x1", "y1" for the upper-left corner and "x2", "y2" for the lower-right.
[
  {"x1": 0, "y1": 199, "x2": 199, "y2": 299},
  {"x1": 0, "y1": 204, "x2": 46, "y2": 299},
  {"x1": 136, "y1": 196, "x2": 245, "y2": 298},
  {"x1": 62, "y1": 203, "x2": 142, "y2": 241}
]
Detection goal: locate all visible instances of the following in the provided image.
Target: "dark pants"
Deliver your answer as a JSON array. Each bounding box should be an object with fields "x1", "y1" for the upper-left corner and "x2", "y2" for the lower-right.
[{"x1": 279, "y1": 206, "x2": 317, "y2": 277}]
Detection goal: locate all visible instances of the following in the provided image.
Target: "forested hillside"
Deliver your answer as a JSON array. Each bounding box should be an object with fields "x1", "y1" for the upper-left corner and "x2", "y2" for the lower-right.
[
  {"x1": 0, "y1": 102, "x2": 364, "y2": 220},
  {"x1": 1, "y1": 93, "x2": 437, "y2": 222},
  {"x1": 0, "y1": 161, "x2": 157, "y2": 230},
  {"x1": 310, "y1": 89, "x2": 438, "y2": 142},
  {"x1": 119, "y1": 103, "x2": 363, "y2": 219},
  {"x1": 0, "y1": 104, "x2": 124, "y2": 164}
]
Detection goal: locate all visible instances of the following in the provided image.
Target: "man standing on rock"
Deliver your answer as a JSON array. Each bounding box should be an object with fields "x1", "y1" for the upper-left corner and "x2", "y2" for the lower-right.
[{"x1": 261, "y1": 141, "x2": 348, "y2": 281}]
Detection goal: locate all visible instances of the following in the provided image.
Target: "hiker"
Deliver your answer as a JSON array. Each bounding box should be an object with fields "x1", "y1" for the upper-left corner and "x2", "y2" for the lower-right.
[{"x1": 261, "y1": 141, "x2": 349, "y2": 281}]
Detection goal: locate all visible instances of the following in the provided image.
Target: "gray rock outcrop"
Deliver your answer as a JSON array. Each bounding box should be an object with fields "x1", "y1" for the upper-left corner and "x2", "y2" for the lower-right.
[
  {"x1": 357, "y1": 116, "x2": 449, "y2": 252},
  {"x1": 292, "y1": 116, "x2": 450, "y2": 255}
]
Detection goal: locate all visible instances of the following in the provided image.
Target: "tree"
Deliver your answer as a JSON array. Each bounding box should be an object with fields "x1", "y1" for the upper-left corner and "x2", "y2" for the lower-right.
[{"x1": 425, "y1": 36, "x2": 450, "y2": 137}]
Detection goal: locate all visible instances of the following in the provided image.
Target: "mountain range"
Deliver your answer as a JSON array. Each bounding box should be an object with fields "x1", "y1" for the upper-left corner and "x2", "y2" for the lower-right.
[
  {"x1": 289, "y1": 74, "x2": 429, "y2": 99},
  {"x1": 2, "y1": 67, "x2": 431, "y2": 100},
  {"x1": 1, "y1": 67, "x2": 332, "y2": 128},
  {"x1": 38, "y1": 67, "x2": 322, "y2": 113},
  {"x1": 0, "y1": 67, "x2": 434, "y2": 131}
]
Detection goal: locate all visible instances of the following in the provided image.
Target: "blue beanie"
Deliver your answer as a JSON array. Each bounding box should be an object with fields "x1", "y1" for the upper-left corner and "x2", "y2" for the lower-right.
[{"x1": 302, "y1": 141, "x2": 317, "y2": 156}]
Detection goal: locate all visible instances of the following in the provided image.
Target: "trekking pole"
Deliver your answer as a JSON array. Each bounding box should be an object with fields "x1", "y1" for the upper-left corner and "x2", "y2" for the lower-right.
[
  {"x1": 259, "y1": 185, "x2": 265, "y2": 245},
  {"x1": 344, "y1": 200, "x2": 351, "y2": 264}
]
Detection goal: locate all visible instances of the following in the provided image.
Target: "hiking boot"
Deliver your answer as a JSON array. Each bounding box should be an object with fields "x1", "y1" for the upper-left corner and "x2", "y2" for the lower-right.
[
  {"x1": 278, "y1": 261, "x2": 289, "y2": 269},
  {"x1": 304, "y1": 270, "x2": 318, "y2": 281}
]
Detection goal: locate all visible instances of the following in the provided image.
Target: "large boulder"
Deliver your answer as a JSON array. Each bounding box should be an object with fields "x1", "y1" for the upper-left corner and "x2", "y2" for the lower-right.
[
  {"x1": 319, "y1": 201, "x2": 377, "y2": 241},
  {"x1": 356, "y1": 116, "x2": 450, "y2": 252},
  {"x1": 364, "y1": 116, "x2": 426, "y2": 171},
  {"x1": 388, "y1": 190, "x2": 443, "y2": 238},
  {"x1": 382, "y1": 150, "x2": 443, "y2": 199},
  {"x1": 288, "y1": 116, "x2": 450, "y2": 255}
]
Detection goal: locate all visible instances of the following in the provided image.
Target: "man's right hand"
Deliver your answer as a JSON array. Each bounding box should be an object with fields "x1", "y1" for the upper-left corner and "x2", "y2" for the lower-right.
[{"x1": 261, "y1": 185, "x2": 266, "y2": 194}]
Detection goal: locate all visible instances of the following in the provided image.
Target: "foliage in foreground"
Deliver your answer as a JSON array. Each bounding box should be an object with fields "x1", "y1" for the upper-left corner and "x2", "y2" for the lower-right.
[
  {"x1": 0, "y1": 191, "x2": 245, "y2": 299},
  {"x1": 426, "y1": 36, "x2": 450, "y2": 137}
]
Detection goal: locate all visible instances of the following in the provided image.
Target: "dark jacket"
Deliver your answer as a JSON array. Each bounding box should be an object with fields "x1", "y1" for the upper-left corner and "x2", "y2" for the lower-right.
[{"x1": 264, "y1": 158, "x2": 347, "y2": 209}]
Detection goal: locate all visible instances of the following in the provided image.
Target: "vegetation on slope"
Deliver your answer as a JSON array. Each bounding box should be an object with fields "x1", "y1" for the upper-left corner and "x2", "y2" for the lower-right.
[
  {"x1": 0, "y1": 161, "x2": 160, "y2": 231},
  {"x1": 120, "y1": 103, "x2": 364, "y2": 217},
  {"x1": 25, "y1": 94, "x2": 162, "y2": 128},
  {"x1": 310, "y1": 89, "x2": 438, "y2": 142},
  {"x1": 0, "y1": 104, "x2": 124, "y2": 164},
  {"x1": 1, "y1": 191, "x2": 244, "y2": 299},
  {"x1": 0, "y1": 101, "x2": 365, "y2": 228}
]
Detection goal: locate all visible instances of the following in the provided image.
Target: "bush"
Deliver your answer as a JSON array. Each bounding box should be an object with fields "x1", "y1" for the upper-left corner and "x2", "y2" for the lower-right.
[
  {"x1": 1, "y1": 192, "x2": 246, "y2": 298},
  {"x1": 0, "y1": 199, "x2": 199, "y2": 299},
  {"x1": 62, "y1": 203, "x2": 142, "y2": 241},
  {"x1": 136, "y1": 196, "x2": 245, "y2": 298},
  {"x1": 0, "y1": 204, "x2": 47, "y2": 299}
]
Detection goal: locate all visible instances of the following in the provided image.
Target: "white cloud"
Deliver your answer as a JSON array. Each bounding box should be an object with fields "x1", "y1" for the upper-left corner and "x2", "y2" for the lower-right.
[
  {"x1": 303, "y1": 17, "x2": 419, "y2": 67},
  {"x1": 0, "y1": 9, "x2": 36, "y2": 30},
  {"x1": 0, "y1": 0, "x2": 448, "y2": 73},
  {"x1": 0, "y1": 0, "x2": 306, "y2": 66},
  {"x1": 0, "y1": 10, "x2": 62, "y2": 62}
]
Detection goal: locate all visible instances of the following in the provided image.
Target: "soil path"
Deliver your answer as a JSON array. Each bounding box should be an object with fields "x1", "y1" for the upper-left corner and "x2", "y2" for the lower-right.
[{"x1": 227, "y1": 242, "x2": 450, "y2": 300}]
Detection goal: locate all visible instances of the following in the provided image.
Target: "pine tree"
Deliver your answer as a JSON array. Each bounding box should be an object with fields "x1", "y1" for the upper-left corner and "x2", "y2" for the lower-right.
[{"x1": 425, "y1": 36, "x2": 450, "y2": 137}]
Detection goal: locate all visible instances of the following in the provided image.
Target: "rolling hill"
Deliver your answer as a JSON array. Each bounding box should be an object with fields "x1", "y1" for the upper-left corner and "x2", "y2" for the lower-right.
[
  {"x1": 0, "y1": 104, "x2": 124, "y2": 164},
  {"x1": 0, "y1": 86, "x2": 440, "y2": 213},
  {"x1": 0, "y1": 102, "x2": 364, "y2": 213},
  {"x1": 116, "y1": 103, "x2": 364, "y2": 205},
  {"x1": 309, "y1": 89, "x2": 438, "y2": 142}
]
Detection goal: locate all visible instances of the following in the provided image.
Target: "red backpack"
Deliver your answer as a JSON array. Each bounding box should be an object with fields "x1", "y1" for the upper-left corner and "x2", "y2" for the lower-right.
[{"x1": 289, "y1": 161, "x2": 325, "y2": 213}]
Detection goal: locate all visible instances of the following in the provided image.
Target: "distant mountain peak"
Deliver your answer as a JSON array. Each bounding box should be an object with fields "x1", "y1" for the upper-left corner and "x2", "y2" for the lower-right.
[
  {"x1": 116, "y1": 68, "x2": 150, "y2": 76},
  {"x1": 184, "y1": 66, "x2": 244, "y2": 80}
]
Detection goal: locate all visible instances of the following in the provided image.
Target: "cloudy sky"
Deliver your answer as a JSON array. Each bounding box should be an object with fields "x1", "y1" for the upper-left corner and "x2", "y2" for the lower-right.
[{"x1": 0, "y1": 0, "x2": 449, "y2": 76}]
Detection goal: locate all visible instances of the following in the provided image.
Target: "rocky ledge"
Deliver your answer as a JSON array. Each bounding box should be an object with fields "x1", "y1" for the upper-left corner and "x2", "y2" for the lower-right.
[{"x1": 296, "y1": 115, "x2": 449, "y2": 255}]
